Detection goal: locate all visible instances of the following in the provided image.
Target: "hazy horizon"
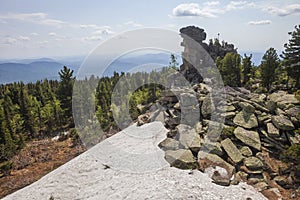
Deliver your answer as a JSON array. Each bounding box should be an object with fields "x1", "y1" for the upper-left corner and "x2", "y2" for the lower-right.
[{"x1": 0, "y1": 0, "x2": 299, "y2": 60}]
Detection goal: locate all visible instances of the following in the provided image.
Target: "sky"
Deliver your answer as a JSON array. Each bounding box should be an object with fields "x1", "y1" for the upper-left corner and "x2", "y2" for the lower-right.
[{"x1": 0, "y1": 0, "x2": 299, "y2": 59}]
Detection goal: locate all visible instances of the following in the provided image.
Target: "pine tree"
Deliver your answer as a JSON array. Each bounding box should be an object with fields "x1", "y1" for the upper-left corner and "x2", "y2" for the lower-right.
[
  {"x1": 282, "y1": 25, "x2": 300, "y2": 89},
  {"x1": 57, "y1": 66, "x2": 75, "y2": 124},
  {"x1": 242, "y1": 54, "x2": 252, "y2": 86},
  {"x1": 220, "y1": 52, "x2": 242, "y2": 87},
  {"x1": 260, "y1": 48, "x2": 280, "y2": 91}
]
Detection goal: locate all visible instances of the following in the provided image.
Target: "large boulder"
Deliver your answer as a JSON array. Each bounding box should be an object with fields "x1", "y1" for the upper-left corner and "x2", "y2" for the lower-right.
[
  {"x1": 177, "y1": 124, "x2": 202, "y2": 153},
  {"x1": 233, "y1": 111, "x2": 258, "y2": 129},
  {"x1": 271, "y1": 115, "x2": 295, "y2": 131},
  {"x1": 165, "y1": 149, "x2": 198, "y2": 169},
  {"x1": 221, "y1": 138, "x2": 244, "y2": 164},
  {"x1": 234, "y1": 127, "x2": 261, "y2": 150}
]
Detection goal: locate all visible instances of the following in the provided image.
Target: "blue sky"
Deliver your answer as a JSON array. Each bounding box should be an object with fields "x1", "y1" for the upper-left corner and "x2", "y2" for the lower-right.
[{"x1": 0, "y1": 0, "x2": 299, "y2": 59}]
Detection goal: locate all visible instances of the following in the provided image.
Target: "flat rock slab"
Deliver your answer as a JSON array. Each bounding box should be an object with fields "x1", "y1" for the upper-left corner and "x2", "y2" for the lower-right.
[
  {"x1": 3, "y1": 122, "x2": 266, "y2": 200},
  {"x1": 233, "y1": 111, "x2": 258, "y2": 129},
  {"x1": 221, "y1": 138, "x2": 244, "y2": 164},
  {"x1": 271, "y1": 115, "x2": 295, "y2": 131},
  {"x1": 234, "y1": 127, "x2": 261, "y2": 151}
]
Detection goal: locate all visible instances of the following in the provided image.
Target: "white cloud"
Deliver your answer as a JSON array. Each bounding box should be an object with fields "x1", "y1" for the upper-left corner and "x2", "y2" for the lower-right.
[
  {"x1": 248, "y1": 20, "x2": 271, "y2": 25},
  {"x1": 2, "y1": 37, "x2": 17, "y2": 45},
  {"x1": 79, "y1": 24, "x2": 111, "y2": 30},
  {"x1": 172, "y1": 3, "x2": 219, "y2": 18},
  {"x1": 0, "y1": 12, "x2": 65, "y2": 27},
  {"x1": 204, "y1": 1, "x2": 220, "y2": 7},
  {"x1": 30, "y1": 32, "x2": 38, "y2": 36},
  {"x1": 18, "y1": 36, "x2": 30, "y2": 41},
  {"x1": 79, "y1": 24, "x2": 100, "y2": 29},
  {"x1": 124, "y1": 21, "x2": 143, "y2": 27},
  {"x1": 48, "y1": 32, "x2": 57, "y2": 37},
  {"x1": 225, "y1": 1, "x2": 255, "y2": 11},
  {"x1": 266, "y1": 4, "x2": 300, "y2": 17}
]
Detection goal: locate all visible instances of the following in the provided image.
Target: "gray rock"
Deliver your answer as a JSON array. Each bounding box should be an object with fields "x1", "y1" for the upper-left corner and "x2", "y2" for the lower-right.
[
  {"x1": 266, "y1": 123, "x2": 280, "y2": 137},
  {"x1": 180, "y1": 93, "x2": 198, "y2": 107},
  {"x1": 201, "y1": 95, "x2": 215, "y2": 118},
  {"x1": 285, "y1": 106, "x2": 300, "y2": 118},
  {"x1": 165, "y1": 149, "x2": 198, "y2": 169},
  {"x1": 233, "y1": 111, "x2": 258, "y2": 129},
  {"x1": 271, "y1": 115, "x2": 295, "y2": 130},
  {"x1": 244, "y1": 157, "x2": 264, "y2": 170},
  {"x1": 239, "y1": 102, "x2": 255, "y2": 113},
  {"x1": 240, "y1": 146, "x2": 253, "y2": 157},
  {"x1": 159, "y1": 138, "x2": 179, "y2": 151},
  {"x1": 266, "y1": 101, "x2": 277, "y2": 113},
  {"x1": 177, "y1": 124, "x2": 202, "y2": 153},
  {"x1": 181, "y1": 105, "x2": 200, "y2": 126},
  {"x1": 220, "y1": 112, "x2": 236, "y2": 119},
  {"x1": 221, "y1": 138, "x2": 244, "y2": 164},
  {"x1": 201, "y1": 141, "x2": 223, "y2": 156},
  {"x1": 234, "y1": 127, "x2": 261, "y2": 150}
]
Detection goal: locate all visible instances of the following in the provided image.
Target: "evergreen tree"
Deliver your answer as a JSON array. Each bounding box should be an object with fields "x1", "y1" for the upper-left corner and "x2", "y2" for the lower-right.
[
  {"x1": 219, "y1": 52, "x2": 242, "y2": 87},
  {"x1": 242, "y1": 54, "x2": 252, "y2": 86},
  {"x1": 57, "y1": 66, "x2": 75, "y2": 124},
  {"x1": 260, "y1": 48, "x2": 280, "y2": 91},
  {"x1": 282, "y1": 25, "x2": 300, "y2": 89}
]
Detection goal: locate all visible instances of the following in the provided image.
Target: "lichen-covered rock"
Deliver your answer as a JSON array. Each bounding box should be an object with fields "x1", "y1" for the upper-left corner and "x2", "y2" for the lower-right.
[
  {"x1": 233, "y1": 111, "x2": 258, "y2": 129},
  {"x1": 271, "y1": 115, "x2": 295, "y2": 131},
  {"x1": 234, "y1": 127, "x2": 261, "y2": 150},
  {"x1": 266, "y1": 123, "x2": 280, "y2": 137},
  {"x1": 159, "y1": 138, "x2": 179, "y2": 151},
  {"x1": 244, "y1": 157, "x2": 264, "y2": 170},
  {"x1": 239, "y1": 102, "x2": 255, "y2": 113},
  {"x1": 221, "y1": 138, "x2": 244, "y2": 164},
  {"x1": 201, "y1": 141, "x2": 223, "y2": 156},
  {"x1": 240, "y1": 146, "x2": 253, "y2": 157},
  {"x1": 165, "y1": 149, "x2": 198, "y2": 169}
]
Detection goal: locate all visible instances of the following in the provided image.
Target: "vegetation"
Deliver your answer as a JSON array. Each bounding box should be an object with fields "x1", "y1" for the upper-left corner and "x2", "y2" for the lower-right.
[
  {"x1": 216, "y1": 52, "x2": 241, "y2": 87},
  {"x1": 260, "y1": 48, "x2": 280, "y2": 91},
  {"x1": 282, "y1": 25, "x2": 300, "y2": 89}
]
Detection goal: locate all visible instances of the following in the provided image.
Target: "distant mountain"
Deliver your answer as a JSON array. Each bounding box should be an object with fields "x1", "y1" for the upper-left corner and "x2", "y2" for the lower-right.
[
  {"x1": 0, "y1": 61, "x2": 78, "y2": 84},
  {"x1": 0, "y1": 53, "x2": 180, "y2": 84}
]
